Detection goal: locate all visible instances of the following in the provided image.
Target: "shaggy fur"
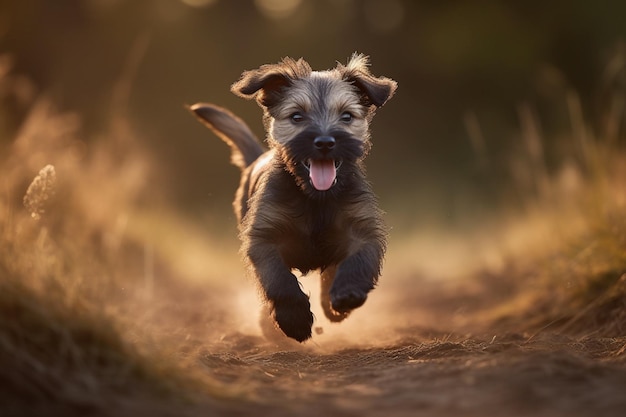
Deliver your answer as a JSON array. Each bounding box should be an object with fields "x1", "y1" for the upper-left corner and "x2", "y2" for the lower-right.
[{"x1": 191, "y1": 54, "x2": 397, "y2": 342}]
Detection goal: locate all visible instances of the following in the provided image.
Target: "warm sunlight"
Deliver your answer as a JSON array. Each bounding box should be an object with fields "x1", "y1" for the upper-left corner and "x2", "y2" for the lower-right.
[{"x1": 1, "y1": 2, "x2": 626, "y2": 416}]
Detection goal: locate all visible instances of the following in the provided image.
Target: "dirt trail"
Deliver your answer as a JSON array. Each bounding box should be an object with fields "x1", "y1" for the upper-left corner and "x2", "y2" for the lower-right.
[
  {"x1": 200, "y1": 333, "x2": 626, "y2": 417},
  {"x1": 178, "y1": 269, "x2": 626, "y2": 417}
]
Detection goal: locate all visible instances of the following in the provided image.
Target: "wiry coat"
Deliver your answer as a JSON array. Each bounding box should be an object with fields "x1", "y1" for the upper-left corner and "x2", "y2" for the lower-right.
[{"x1": 191, "y1": 54, "x2": 396, "y2": 342}]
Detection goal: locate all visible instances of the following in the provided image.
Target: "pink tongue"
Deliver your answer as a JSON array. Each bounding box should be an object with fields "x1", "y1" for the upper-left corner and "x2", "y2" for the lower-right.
[{"x1": 309, "y1": 159, "x2": 336, "y2": 191}]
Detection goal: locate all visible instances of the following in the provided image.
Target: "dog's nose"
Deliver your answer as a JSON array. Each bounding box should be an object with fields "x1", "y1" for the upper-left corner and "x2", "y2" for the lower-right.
[{"x1": 314, "y1": 136, "x2": 335, "y2": 153}]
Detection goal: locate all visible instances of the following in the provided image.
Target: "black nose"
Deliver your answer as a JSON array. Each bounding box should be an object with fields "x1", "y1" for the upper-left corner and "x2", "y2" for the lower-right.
[{"x1": 314, "y1": 136, "x2": 335, "y2": 153}]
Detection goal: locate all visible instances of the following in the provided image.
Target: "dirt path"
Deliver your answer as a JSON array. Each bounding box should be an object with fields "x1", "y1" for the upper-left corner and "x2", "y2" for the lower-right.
[
  {"x1": 178, "y1": 271, "x2": 626, "y2": 417},
  {"x1": 199, "y1": 333, "x2": 626, "y2": 417}
]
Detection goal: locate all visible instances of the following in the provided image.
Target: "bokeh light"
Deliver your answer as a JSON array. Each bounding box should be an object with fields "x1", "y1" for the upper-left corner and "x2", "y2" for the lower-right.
[{"x1": 254, "y1": 0, "x2": 303, "y2": 20}]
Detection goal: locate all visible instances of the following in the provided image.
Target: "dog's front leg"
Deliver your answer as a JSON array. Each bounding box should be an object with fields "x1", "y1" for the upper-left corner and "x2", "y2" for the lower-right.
[
  {"x1": 330, "y1": 241, "x2": 384, "y2": 314},
  {"x1": 246, "y1": 244, "x2": 314, "y2": 342}
]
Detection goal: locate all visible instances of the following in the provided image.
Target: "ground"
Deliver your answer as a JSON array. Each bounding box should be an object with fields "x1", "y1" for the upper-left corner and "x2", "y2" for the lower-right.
[
  {"x1": 2, "y1": 91, "x2": 626, "y2": 417},
  {"x1": 184, "y1": 266, "x2": 626, "y2": 417}
]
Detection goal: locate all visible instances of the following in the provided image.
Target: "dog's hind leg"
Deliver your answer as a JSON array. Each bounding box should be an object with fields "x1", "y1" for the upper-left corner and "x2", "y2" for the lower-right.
[{"x1": 320, "y1": 265, "x2": 350, "y2": 322}]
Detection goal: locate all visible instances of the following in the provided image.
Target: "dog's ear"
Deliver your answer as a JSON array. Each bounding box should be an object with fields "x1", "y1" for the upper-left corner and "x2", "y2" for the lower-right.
[
  {"x1": 231, "y1": 58, "x2": 312, "y2": 108},
  {"x1": 339, "y1": 53, "x2": 397, "y2": 108},
  {"x1": 351, "y1": 74, "x2": 397, "y2": 108}
]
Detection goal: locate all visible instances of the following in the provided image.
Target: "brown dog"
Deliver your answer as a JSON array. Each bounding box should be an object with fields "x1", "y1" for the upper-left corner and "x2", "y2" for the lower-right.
[{"x1": 191, "y1": 54, "x2": 396, "y2": 342}]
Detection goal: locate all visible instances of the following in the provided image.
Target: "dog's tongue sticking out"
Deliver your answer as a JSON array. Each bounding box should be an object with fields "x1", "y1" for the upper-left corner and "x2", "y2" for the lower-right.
[{"x1": 309, "y1": 159, "x2": 336, "y2": 191}]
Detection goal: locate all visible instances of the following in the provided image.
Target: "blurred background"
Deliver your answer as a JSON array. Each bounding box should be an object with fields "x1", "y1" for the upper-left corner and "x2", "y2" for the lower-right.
[
  {"x1": 1, "y1": 0, "x2": 625, "y2": 234},
  {"x1": 2, "y1": 4, "x2": 626, "y2": 411}
]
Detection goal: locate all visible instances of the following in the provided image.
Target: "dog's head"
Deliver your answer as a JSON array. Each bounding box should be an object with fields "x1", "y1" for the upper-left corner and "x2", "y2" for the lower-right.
[{"x1": 231, "y1": 54, "x2": 397, "y2": 195}]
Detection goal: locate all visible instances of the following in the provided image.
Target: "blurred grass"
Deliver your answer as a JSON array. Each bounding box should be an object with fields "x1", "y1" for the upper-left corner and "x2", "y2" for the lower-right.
[
  {"x1": 0, "y1": 48, "x2": 625, "y2": 415},
  {"x1": 462, "y1": 81, "x2": 626, "y2": 339},
  {"x1": 0, "y1": 56, "x2": 240, "y2": 414}
]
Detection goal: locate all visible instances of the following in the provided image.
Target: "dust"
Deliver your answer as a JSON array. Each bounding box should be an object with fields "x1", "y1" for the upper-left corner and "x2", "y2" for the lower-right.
[
  {"x1": 2, "y1": 59, "x2": 626, "y2": 416},
  {"x1": 130, "y1": 201, "x2": 626, "y2": 417},
  {"x1": 136, "y1": 233, "x2": 626, "y2": 417}
]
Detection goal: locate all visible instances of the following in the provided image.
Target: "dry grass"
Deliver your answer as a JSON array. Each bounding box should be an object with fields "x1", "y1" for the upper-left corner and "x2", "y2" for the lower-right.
[
  {"x1": 0, "y1": 57, "x2": 233, "y2": 415},
  {"x1": 1, "y1": 51, "x2": 626, "y2": 416},
  {"x1": 459, "y1": 88, "x2": 626, "y2": 339}
]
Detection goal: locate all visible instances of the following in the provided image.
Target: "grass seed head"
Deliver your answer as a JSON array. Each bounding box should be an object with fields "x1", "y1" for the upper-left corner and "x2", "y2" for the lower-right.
[{"x1": 23, "y1": 164, "x2": 57, "y2": 220}]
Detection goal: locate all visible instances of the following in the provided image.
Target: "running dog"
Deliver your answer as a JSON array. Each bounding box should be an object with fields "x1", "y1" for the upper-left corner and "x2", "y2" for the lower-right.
[{"x1": 190, "y1": 54, "x2": 397, "y2": 342}]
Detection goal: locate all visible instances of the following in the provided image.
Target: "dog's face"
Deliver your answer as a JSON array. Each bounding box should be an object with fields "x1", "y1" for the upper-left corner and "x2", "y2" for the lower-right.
[{"x1": 232, "y1": 54, "x2": 397, "y2": 195}]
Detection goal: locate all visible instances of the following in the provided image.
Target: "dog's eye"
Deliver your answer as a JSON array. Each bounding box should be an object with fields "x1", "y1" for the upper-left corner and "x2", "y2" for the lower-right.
[
  {"x1": 290, "y1": 112, "x2": 304, "y2": 123},
  {"x1": 340, "y1": 112, "x2": 353, "y2": 123}
]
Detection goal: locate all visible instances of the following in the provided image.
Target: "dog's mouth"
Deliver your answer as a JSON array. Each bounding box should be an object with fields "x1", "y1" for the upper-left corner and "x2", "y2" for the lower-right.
[{"x1": 302, "y1": 159, "x2": 343, "y2": 191}]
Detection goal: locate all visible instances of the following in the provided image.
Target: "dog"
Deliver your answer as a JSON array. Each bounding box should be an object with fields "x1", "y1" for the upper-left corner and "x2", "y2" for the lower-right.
[{"x1": 190, "y1": 54, "x2": 397, "y2": 342}]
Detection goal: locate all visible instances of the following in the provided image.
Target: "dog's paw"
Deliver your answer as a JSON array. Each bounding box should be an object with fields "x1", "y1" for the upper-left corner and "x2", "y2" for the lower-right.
[
  {"x1": 272, "y1": 296, "x2": 314, "y2": 342},
  {"x1": 330, "y1": 287, "x2": 368, "y2": 314},
  {"x1": 321, "y1": 301, "x2": 350, "y2": 322}
]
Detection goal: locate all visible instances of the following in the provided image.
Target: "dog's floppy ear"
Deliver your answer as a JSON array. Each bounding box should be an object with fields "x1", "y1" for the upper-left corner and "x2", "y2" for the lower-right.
[
  {"x1": 351, "y1": 74, "x2": 397, "y2": 108},
  {"x1": 339, "y1": 53, "x2": 397, "y2": 108},
  {"x1": 231, "y1": 57, "x2": 312, "y2": 108}
]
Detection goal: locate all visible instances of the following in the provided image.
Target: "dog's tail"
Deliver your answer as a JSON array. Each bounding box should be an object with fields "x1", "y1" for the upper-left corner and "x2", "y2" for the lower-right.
[{"x1": 189, "y1": 103, "x2": 265, "y2": 170}]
